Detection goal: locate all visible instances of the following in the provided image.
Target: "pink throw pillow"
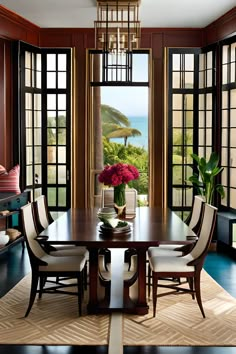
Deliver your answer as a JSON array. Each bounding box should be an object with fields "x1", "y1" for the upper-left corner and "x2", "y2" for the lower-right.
[{"x1": 0, "y1": 164, "x2": 21, "y2": 194}]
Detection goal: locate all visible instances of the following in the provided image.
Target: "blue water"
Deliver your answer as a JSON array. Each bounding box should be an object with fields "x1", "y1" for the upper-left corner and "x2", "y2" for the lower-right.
[{"x1": 110, "y1": 116, "x2": 148, "y2": 150}]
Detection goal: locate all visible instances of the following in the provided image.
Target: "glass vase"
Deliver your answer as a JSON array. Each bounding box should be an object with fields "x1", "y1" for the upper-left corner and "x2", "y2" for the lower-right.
[{"x1": 114, "y1": 183, "x2": 126, "y2": 218}]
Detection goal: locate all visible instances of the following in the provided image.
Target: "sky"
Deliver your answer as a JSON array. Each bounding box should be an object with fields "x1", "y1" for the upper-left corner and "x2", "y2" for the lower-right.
[{"x1": 101, "y1": 53, "x2": 149, "y2": 117}]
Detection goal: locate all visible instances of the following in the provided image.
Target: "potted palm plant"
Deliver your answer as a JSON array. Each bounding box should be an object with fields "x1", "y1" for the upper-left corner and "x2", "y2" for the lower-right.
[{"x1": 188, "y1": 152, "x2": 225, "y2": 205}]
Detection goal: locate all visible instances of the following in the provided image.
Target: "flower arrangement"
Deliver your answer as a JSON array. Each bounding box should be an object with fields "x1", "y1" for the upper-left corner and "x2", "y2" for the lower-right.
[
  {"x1": 98, "y1": 163, "x2": 139, "y2": 186},
  {"x1": 98, "y1": 163, "x2": 139, "y2": 215}
]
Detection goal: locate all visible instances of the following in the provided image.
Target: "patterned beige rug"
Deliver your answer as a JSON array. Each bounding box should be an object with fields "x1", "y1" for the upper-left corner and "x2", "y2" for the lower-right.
[{"x1": 0, "y1": 271, "x2": 236, "y2": 346}]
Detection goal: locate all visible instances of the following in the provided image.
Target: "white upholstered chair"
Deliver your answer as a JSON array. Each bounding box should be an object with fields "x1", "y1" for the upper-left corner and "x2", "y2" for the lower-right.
[
  {"x1": 21, "y1": 203, "x2": 87, "y2": 316},
  {"x1": 148, "y1": 203, "x2": 217, "y2": 318}
]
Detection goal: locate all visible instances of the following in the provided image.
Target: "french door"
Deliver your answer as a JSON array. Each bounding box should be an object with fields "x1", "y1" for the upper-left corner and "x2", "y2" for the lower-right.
[{"x1": 15, "y1": 42, "x2": 71, "y2": 211}]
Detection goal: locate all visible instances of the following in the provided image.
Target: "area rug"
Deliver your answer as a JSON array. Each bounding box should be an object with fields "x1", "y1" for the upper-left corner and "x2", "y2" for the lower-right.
[{"x1": 0, "y1": 271, "x2": 236, "y2": 346}]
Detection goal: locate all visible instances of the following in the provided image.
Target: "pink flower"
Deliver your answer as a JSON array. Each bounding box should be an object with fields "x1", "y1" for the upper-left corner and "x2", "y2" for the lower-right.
[{"x1": 98, "y1": 163, "x2": 139, "y2": 186}]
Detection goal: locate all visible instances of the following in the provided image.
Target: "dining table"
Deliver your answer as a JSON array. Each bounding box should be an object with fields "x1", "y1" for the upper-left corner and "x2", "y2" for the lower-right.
[{"x1": 40, "y1": 207, "x2": 196, "y2": 315}]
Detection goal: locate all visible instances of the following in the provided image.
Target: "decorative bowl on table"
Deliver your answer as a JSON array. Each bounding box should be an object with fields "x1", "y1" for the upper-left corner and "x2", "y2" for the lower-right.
[{"x1": 97, "y1": 207, "x2": 131, "y2": 235}]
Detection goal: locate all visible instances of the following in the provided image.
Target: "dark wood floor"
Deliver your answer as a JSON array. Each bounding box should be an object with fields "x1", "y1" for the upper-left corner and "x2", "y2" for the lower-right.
[{"x1": 0, "y1": 243, "x2": 236, "y2": 354}]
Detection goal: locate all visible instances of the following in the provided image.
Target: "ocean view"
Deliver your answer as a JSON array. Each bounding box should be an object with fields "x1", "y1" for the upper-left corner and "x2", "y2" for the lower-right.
[{"x1": 110, "y1": 115, "x2": 148, "y2": 150}]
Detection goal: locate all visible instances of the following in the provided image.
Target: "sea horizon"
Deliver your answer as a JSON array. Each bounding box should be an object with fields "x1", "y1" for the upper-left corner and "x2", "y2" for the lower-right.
[{"x1": 109, "y1": 115, "x2": 148, "y2": 150}]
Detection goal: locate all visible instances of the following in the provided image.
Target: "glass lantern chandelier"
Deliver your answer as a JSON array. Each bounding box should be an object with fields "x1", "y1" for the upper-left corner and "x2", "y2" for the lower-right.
[{"x1": 94, "y1": 0, "x2": 141, "y2": 83}]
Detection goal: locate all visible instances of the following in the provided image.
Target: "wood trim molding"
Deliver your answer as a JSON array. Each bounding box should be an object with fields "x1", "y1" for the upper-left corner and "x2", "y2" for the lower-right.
[{"x1": 0, "y1": 5, "x2": 40, "y2": 33}]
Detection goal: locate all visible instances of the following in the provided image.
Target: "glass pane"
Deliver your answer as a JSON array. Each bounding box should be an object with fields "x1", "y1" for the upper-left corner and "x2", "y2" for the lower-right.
[
  {"x1": 230, "y1": 149, "x2": 236, "y2": 167},
  {"x1": 35, "y1": 165, "x2": 42, "y2": 184},
  {"x1": 26, "y1": 165, "x2": 33, "y2": 185},
  {"x1": 199, "y1": 54, "x2": 205, "y2": 70},
  {"x1": 173, "y1": 129, "x2": 182, "y2": 145},
  {"x1": 47, "y1": 128, "x2": 57, "y2": 145},
  {"x1": 48, "y1": 188, "x2": 56, "y2": 207},
  {"x1": 48, "y1": 112, "x2": 57, "y2": 127},
  {"x1": 206, "y1": 69, "x2": 212, "y2": 87},
  {"x1": 206, "y1": 94, "x2": 212, "y2": 110},
  {"x1": 25, "y1": 93, "x2": 32, "y2": 109},
  {"x1": 58, "y1": 72, "x2": 67, "y2": 89},
  {"x1": 206, "y1": 111, "x2": 212, "y2": 127},
  {"x1": 34, "y1": 111, "x2": 41, "y2": 127},
  {"x1": 231, "y1": 109, "x2": 236, "y2": 127},
  {"x1": 58, "y1": 129, "x2": 66, "y2": 145},
  {"x1": 25, "y1": 111, "x2": 32, "y2": 127},
  {"x1": 48, "y1": 166, "x2": 57, "y2": 183},
  {"x1": 184, "y1": 72, "x2": 193, "y2": 88},
  {"x1": 58, "y1": 94, "x2": 66, "y2": 110},
  {"x1": 58, "y1": 147, "x2": 66, "y2": 163},
  {"x1": 184, "y1": 95, "x2": 193, "y2": 110},
  {"x1": 230, "y1": 170, "x2": 236, "y2": 188},
  {"x1": 222, "y1": 45, "x2": 228, "y2": 64},
  {"x1": 58, "y1": 165, "x2": 66, "y2": 184},
  {"x1": 230, "y1": 129, "x2": 236, "y2": 147},
  {"x1": 207, "y1": 51, "x2": 212, "y2": 69},
  {"x1": 173, "y1": 147, "x2": 182, "y2": 161},
  {"x1": 36, "y1": 53, "x2": 41, "y2": 71},
  {"x1": 47, "y1": 94, "x2": 56, "y2": 110},
  {"x1": 199, "y1": 129, "x2": 204, "y2": 145},
  {"x1": 199, "y1": 111, "x2": 205, "y2": 127},
  {"x1": 231, "y1": 63, "x2": 235, "y2": 83},
  {"x1": 58, "y1": 54, "x2": 67, "y2": 71},
  {"x1": 34, "y1": 146, "x2": 41, "y2": 163},
  {"x1": 47, "y1": 72, "x2": 56, "y2": 89},
  {"x1": 35, "y1": 188, "x2": 42, "y2": 199},
  {"x1": 221, "y1": 129, "x2": 228, "y2": 146},
  {"x1": 185, "y1": 54, "x2": 194, "y2": 70},
  {"x1": 185, "y1": 147, "x2": 193, "y2": 163},
  {"x1": 48, "y1": 146, "x2": 56, "y2": 163},
  {"x1": 221, "y1": 147, "x2": 228, "y2": 166},
  {"x1": 25, "y1": 51, "x2": 31, "y2": 69},
  {"x1": 185, "y1": 128, "x2": 193, "y2": 145},
  {"x1": 25, "y1": 69, "x2": 31, "y2": 87},
  {"x1": 58, "y1": 113, "x2": 66, "y2": 127},
  {"x1": 36, "y1": 71, "x2": 41, "y2": 89},
  {"x1": 231, "y1": 43, "x2": 236, "y2": 61},
  {"x1": 172, "y1": 188, "x2": 183, "y2": 206},
  {"x1": 172, "y1": 54, "x2": 180, "y2": 70},
  {"x1": 206, "y1": 129, "x2": 212, "y2": 145},
  {"x1": 172, "y1": 72, "x2": 180, "y2": 88},
  {"x1": 222, "y1": 65, "x2": 228, "y2": 85},
  {"x1": 47, "y1": 54, "x2": 56, "y2": 71},
  {"x1": 26, "y1": 128, "x2": 32, "y2": 145},
  {"x1": 34, "y1": 94, "x2": 41, "y2": 110},
  {"x1": 173, "y1": 166, "x2": 182, "y2": 184},
  {"x1": 173, "y1": 94, "x2": 182, "y2": 110},
  {"x1": 34, "y1": 128, "x2": 41, "y2": 145},
  {"x1": 58, "y1": 188, "x2": 66, "y2": 207},
  {"x1": 221, "y1": 187, "x2": 227, "y2": 206},
  {"x1": 199, "y1": 94, "x2": 204, "y2": 110},
  {"x1": 26, "y1": 146, "x2": 32, "y2": 164},
  {"x1": 132, "y1": 54, "x2": 149, "y2": 82},
  {"x1": 221, "y1": 168, "x2": 227, "y2": 185},
  {"x1": 185, "y1": 111, "x2": 193, "y2": 127},
  {"x1": 230, "y1": 188, "x2": 236, "y2": 209},
  {"x1": 222, "y1": 91, "x2": 228, "y2": 109},
  {"x1": 230, "y1": 89, "x2": 236, "y2": 108},
  {"x1": 222, "y1": 110, "x2": 228, "y2": 127}
]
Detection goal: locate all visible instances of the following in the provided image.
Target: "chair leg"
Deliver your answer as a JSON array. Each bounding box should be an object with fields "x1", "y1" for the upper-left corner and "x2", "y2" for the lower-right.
[
  {"x1": 152, "y1": 273, "x2": 158, "y2": 317},
  {"x1": 188, "y1": 277, "x2": 195, "y2": 299},
  {"x1": 25, "y1": 272, "x2": 39, "y2": 317},
  {"x1": 77, "y1": 273, "x2": 83, "y2": 316},
  {"x1": 148, "y1": 264, "x2": 151, "y2": 298},
  {"x1": 194, "y1": 273, "x2": 205, "y2": 318},
  {"x1": 83, "y1": 262, "x2": 87, "y2": 291}
]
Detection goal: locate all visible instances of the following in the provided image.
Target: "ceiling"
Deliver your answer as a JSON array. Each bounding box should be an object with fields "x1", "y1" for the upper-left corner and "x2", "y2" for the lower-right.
[{"x1": 0, "y1": 0, "x2": 235, "y2": 28}]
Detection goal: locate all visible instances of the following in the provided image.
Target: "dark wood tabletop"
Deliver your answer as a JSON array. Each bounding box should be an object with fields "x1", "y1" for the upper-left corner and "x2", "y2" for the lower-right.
[{"x1": 40, "y1": 206, "x2": 195, "y2": 247}]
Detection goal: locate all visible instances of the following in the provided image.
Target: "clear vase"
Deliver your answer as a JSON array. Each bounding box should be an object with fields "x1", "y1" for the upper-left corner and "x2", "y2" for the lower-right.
[{"x1": 114, "y1": 183, "x2": 126, "y2": 218}]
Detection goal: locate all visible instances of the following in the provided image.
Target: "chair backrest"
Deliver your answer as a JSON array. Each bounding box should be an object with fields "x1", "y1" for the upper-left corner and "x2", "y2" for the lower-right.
[
  {"x1": 21, "y1": 203, "x2": 46, "y2": 261},
  {"x1": 34, "y1": 195, "x2": 53, "y2": 231},
  {"x1": 188, "y1": 195, "x2": 205, "y2": 234},
  {"x1": 187, "y1": 203, "x2": 217, "y2": 262},
  {"x1": 101, "y1": 187, "x2": 137, "y2": 215}
]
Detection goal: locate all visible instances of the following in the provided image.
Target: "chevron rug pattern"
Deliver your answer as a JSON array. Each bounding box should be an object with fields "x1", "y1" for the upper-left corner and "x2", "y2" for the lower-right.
[{"x1": 0, "y1": 271, "x2": 235, "y2": 346}]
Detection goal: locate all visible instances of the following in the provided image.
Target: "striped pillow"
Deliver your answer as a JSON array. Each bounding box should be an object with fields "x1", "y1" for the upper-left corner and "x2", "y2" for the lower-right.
[{"x1": 0, "y1": 164, "x2": 21, "y2": 194}]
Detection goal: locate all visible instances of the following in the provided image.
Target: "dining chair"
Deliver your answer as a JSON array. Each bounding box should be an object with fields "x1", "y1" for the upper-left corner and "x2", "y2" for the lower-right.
[
  {"x1": 21, "y1": 203, "x2": 87, "y2": 317},
  {"x1": 149, "y1": 195, "x2": 205, "y2": 256},
  {"x1": 148, "y1": 203, "x2": 217, "y2": 318}
]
